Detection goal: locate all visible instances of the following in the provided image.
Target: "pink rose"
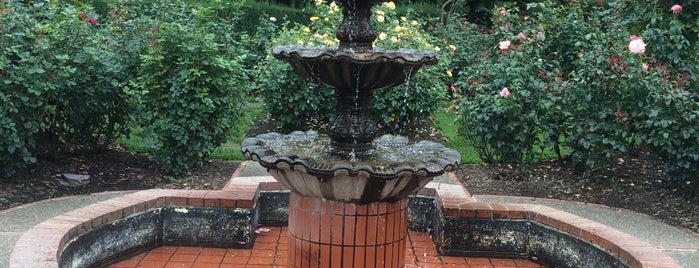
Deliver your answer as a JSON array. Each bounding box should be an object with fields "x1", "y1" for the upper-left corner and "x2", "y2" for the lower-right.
[
  {"x1": 642, "y1": 63, "x2": 649, "y2": 71},
  {"x1": 449, "y1": 85, "x2": 456, "y2": 92},
  {"x1": 517, "y1": 32, "x2": 525, "y2": 39},
  {"x1": 537, "y1": 31, "x2": 543, "y2": 39},
  {"x1": 499, "y1": 9, "x2": 507, "y2": 16},
  {"x1": 628, "y1": 37, "x2": 646, "y2": 54},
  {"x1": 671, "y1": 4, "x2": 682, "y2": 13},
  {"x1": 449, "y1": 51, "x2": 455, "y2": 57},
  {"x1": 499, "y1": 87, "x2": 510, "y2": 97}
]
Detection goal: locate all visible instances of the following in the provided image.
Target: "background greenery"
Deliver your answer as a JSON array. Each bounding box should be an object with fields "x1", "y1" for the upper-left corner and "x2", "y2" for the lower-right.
[{"x1": 2, "y1": 0, "x2": 697, "y2": 186}]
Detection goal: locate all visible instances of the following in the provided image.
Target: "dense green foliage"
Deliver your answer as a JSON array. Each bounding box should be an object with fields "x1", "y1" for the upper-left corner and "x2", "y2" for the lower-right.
[
  {"x1": 1, "y1": 0, "x2": 250, "y2": 176},
  {"x1": 447, "y1": 1, "x2": 698, "y2": 182},
  {"x1": 117, "y1": 1, "x2": 249, "y2": 175},
  {"x1": 2, "y1": 0, "x2": 698, "y2": 186},
  {"x1": 1, "y1": 2, "x2": 131, "y2": 176}
]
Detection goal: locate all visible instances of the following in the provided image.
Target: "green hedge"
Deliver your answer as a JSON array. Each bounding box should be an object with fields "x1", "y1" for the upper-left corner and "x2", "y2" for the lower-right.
[
  {"x1": 1, "y1": 0, "x2": 251, "y2": 177},
  {"x1": 1, "y1": 2, "x2": 132, "y2": 176}
]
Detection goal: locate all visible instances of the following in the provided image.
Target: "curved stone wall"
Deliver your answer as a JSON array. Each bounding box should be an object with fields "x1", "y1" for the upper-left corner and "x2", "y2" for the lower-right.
[{"x1": 9, "y1": 176, "x2": 680, "y2": 268}]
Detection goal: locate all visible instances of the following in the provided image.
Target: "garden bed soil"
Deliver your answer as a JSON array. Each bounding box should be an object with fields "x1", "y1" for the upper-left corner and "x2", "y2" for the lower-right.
[{"x1": 1, "y1": 115, "x2": 697, "y2": 234}]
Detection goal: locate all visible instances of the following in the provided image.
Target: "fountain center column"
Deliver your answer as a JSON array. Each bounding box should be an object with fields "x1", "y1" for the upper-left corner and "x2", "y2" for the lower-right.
[
  {"x1": 288, "y1": 192, "x2": 408, "y2": 268},
  {"x1": 336, "y1": 0, "x2": 376, "y2": 51},
  {"x1": 327, "y1": 88, "x2": 378, "y2": 154}
]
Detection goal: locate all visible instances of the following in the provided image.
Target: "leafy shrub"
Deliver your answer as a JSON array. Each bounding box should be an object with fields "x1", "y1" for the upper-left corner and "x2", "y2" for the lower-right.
[
  {"x1": 451, "y1": 3, "x2": 567, "y2": 163},
  {"x1": 119, "y1": 1, "x2": 249, "y2": 175},
  {"x1": 1, "y1": 2, "x2": 131, "y2": 176},
  {"x1": 248, "y1": 17, "x2": 336, "y2": 131},
  {"x1": 44, "y1": 8, "x2": 132, "y2": 152},
  {"x1": 450, "y1": 1, "x2": 698, "y2": 182},
  {"x1": 1, "y1": 0, "x2": 251, "y2": 177}
]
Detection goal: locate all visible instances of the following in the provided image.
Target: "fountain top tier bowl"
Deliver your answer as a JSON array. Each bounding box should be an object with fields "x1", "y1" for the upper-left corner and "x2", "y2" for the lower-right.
[{"x1": 273, "y1": 46, "x2": 438, "y2": 91}]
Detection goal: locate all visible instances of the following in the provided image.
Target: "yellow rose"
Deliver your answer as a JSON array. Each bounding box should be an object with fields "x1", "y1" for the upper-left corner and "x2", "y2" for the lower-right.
[
  {"x1": 401, "y1": 16, "x2": 407, "y2": 21},
  {"x1": 310, "y1": 16, "x2": 320, "y2": 22},
  {"x1": 385, "y1": 1, "x2": 396, "y2": 10},
  {"x1": 449, "y1": 45, "x2": 457, "y2": 51},
  {"x1": 376, "y1": 10, "x2": 385, "y2": 16},
  {"x1": 297, "y1": 39, "x2": 304, "y2": 45},
  {"x1": 378, "y1": 32, "x2": 387, "y2": 40},
  {"x1": 410, "y1": 20, "x2": 418, "y2": 26},
  {"x1": 377, "y1": 15, "x2": 385, "y2": 23},
  {"x1": 446, "y1": 70, "x2": 453, "y2": 77},
  {"x1": 391, "y1": 36, "x2": 399, "y2": 43},
  {"x1": 303, "y1": 27, "x2": 310, "y2": 33}
]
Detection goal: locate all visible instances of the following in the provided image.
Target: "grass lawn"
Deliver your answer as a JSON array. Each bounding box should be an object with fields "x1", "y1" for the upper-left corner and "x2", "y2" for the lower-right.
[{"x1": 433, "y1": 108, "x2": 481, "y2": 164}]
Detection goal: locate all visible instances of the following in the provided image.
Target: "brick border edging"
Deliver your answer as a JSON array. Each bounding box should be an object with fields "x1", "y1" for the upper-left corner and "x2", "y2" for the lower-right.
[
  {"x1": 9, "y1": 186, "x2": 262, "y2": 268},
  {"x1": 436, "y1": 174, "x2": 680, "y2": 268},
  {"x1": 9, "y1": 172, "x2": 681, "y2": 268}
]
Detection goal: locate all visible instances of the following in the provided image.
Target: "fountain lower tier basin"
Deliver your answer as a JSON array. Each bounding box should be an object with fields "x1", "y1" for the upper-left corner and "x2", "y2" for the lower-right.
[
  {"x1": 241, "y1": 131, "x2": 461, "y2": 203},
  {"x1": 10, "y1": 175, "x2": 678, "y2": 268},
  {"x1": 273, "y1": 45, "x2": 438, "y2": 91}
]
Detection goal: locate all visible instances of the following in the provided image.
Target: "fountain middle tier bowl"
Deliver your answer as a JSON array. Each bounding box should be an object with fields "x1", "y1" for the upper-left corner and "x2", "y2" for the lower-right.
[
  {"x1": 273, "y1": 45, "x2": 438, "y2": 91},
  {"x1": 241, "y1": 131, "x2": 460, "y2": 203}
]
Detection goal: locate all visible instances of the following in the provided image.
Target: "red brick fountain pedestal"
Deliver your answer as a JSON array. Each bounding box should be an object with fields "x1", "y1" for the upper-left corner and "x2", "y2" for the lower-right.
[{"x1": 288, "y1": 192, "x2": 408, "y2": 268}]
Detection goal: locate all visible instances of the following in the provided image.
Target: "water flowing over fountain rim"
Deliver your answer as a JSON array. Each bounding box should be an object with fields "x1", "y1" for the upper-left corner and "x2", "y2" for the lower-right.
[{"x1": 273, "y1": 45, "x2": 439, "y2": 65}]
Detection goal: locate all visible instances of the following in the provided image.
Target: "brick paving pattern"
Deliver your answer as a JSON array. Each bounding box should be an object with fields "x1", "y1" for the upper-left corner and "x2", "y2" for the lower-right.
[{"x1": 109, "y1": 226, "x2": 545, "y2": 268}]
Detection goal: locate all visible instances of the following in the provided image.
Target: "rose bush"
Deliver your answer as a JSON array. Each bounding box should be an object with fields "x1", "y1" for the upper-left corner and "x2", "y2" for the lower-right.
[
  {"x1": 1, "y1": 0, "x2": 251, "y2": 177},
  {"x1": 449, "y1": 1, "x2": 697, "y2": 182},
  {"x1": 115, "y1": 1, "x2": 250, "y2": 175},
  {"x1": 1, "y1": 2, "x2": 132, "y2": 176}
]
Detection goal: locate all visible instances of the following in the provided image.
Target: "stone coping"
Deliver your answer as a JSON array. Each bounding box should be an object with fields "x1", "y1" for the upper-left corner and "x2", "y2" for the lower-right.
[
  {"x1": 10, "y1": 174, "x2": 679, "y2": 268},
  {"x1": 435, "y1": 174, "x2": 680, "y2": 268},
  {"x1": 9, "y1": 173, "x2": 269, "y2": 268}
]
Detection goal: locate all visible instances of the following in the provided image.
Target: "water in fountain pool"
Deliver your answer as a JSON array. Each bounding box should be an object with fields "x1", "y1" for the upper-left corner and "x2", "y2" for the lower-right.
[{"x1": 246, "y1": 131, "x2": 458, "y2": 169}]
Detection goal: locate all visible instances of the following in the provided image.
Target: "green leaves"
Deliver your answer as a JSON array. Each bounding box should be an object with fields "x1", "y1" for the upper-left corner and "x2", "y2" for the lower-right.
[
  {"x1": 1, "y1": 0, "x2": 250, "y2": 177},
  {"x1": 126, "y1": 0, "x2": 248, "y2": 175},
  {"x1": 449, "y1": 1, "x2": 699, "y2": 183}
]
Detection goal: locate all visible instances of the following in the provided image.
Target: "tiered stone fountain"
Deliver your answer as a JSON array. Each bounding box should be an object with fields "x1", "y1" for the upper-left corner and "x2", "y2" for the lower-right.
[
  {"x1": 7, "y1": 2, "x2": 682, "y2": 267},
  {"x1": 242, "y1": 0, "x2": 460, "y2": 267}
]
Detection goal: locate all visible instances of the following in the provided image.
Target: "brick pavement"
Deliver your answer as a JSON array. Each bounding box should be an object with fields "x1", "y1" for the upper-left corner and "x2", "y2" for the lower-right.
[{"x1": 109, "y1": 226, "x2": 545, "y2": 268}]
